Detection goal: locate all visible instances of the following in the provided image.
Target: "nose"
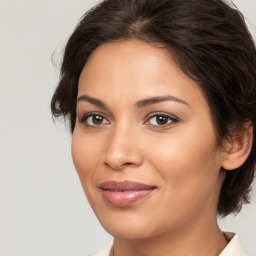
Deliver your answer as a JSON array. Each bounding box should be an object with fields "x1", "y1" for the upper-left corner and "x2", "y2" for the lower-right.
[{"x1": 103, "y1": 126, "x2": 143, "y2": 170}]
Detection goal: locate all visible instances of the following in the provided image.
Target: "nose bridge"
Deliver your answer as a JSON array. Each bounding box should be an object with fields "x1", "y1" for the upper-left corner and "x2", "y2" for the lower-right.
[{"x1": 103, "y1": 120, "x2": 143, "y2": 170}]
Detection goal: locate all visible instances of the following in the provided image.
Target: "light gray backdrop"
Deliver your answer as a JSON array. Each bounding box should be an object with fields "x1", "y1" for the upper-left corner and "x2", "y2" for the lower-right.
[{"x1": 0, "y1": 0, "x2": 255, "y2": 255}]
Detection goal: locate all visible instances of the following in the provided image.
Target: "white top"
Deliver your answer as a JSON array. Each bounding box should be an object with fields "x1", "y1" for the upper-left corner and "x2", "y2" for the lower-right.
[{"x1": 88, "y1": 232, "x2": 247, "y2": 256}]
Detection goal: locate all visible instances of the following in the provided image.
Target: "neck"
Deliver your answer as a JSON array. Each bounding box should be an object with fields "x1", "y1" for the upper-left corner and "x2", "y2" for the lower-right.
[{"x1": 112, "y1": 215, "x2": 228, "y2": 256}]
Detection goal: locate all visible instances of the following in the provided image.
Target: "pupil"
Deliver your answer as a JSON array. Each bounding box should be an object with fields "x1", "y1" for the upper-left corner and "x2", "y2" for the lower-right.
[
  {"x1": 157, "y1": 116, "x2": 168, "y2": 125},
  {"x1": 93, "y1": 115, "x2": 103, "y2": 124}
]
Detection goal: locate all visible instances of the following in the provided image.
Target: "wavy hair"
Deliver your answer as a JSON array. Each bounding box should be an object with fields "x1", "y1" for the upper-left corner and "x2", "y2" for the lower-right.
[{"x1": 51, "y1": 0, "x2": 256, "y2": 216}]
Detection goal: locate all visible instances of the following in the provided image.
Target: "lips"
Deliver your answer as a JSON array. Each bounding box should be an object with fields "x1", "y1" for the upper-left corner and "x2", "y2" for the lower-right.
[{"x1": 99, "y1": 180, "x2": 156, "y2": 207}]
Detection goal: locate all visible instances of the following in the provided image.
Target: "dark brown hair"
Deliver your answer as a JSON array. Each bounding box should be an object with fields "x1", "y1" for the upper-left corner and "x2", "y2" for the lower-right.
[{"x1": 51, "y1": 0, "x2": 256, "y2": 216}]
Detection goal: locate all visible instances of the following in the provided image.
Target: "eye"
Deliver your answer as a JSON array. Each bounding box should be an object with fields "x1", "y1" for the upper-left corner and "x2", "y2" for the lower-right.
[
  {"x1": 146, "y1": 114, "x2": 177, "y2": 126},
  {"x1": 80, "y1": 114, "x2": 110, "y2": 126}
]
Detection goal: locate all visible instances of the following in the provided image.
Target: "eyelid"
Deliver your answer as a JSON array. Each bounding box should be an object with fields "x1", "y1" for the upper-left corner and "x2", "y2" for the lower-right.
[
  {"x1": 144, "y1": 112, "x2": 179, "y2": 126},
  {"x1": 79, "y1": 112, "x2": 110, "y2": 126}
]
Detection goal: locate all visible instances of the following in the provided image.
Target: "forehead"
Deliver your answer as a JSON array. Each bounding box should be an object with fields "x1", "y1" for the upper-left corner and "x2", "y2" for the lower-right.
[
  {"x1": 78, "y1": 39, "x2": 208, "y2": 111},
  {"x1": 80, "y1": 39, "x2": 175, "y2": 85}
]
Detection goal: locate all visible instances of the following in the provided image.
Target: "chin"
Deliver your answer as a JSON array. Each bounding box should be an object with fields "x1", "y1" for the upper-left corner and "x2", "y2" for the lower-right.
[
  {"x1": 104, "y1": 224, "x2": 155, "y2": 240},
  {"x1": 97, "y1": 211, "x2": 171, "y2": 241},
  {"x1": 96, "y1": 211, "x2": 154, "y2": 239}
]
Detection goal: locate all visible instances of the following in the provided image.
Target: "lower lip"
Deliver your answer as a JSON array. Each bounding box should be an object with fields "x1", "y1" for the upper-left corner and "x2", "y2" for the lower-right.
[{"x1": 101, "y1": 189, "x2": 154, "y2": 207}]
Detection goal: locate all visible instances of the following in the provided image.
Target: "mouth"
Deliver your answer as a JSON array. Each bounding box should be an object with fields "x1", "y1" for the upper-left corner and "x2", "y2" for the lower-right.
[{"x1": 99, "y1": 180, "x2": 157, "y2": 207}]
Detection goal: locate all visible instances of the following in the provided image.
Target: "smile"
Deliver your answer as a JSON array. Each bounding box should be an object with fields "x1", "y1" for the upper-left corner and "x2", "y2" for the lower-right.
[{"x1": 99, "y1": 180, "x2": 157, "y2": 207}]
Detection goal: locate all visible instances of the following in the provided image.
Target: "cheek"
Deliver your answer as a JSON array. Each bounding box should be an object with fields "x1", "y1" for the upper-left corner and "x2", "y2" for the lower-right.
[
  {"x1": 71, "y1": 131, "x2": 105, "y2": 211},
  {"x1": 144, "y1": 137, "x2": 222, "y2": 230},
  {"x1": 71, "y1": 131, "x2": 101, "y2": 194},
  {"x1": 146, "y1": 126, "x2": 222, "y2": 202},
  {"x1": 71, "y1": 130, "x2": 102, "y2": 173},
  {"x1": 72, "y1": 135, "x2": 88, "y2": 175}
]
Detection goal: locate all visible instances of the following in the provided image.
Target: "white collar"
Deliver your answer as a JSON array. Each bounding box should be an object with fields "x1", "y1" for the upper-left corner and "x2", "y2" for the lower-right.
[{"x1": 219, "y1": 232, "x2": 247, "y2": 256}]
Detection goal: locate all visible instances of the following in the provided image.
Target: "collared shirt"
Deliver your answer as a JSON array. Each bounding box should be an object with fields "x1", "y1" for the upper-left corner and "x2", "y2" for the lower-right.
[
  {"x1": 219, "y1": 232, "x2": 247, "y2": 256},
  {"x1": 88, "y1": 232, "x2": 247, "y2": 256}
]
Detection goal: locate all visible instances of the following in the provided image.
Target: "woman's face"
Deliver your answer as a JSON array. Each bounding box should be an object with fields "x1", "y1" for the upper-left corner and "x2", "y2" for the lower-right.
[{"x1": 72, "y1": 39, "x2": 226, "y2": 239}]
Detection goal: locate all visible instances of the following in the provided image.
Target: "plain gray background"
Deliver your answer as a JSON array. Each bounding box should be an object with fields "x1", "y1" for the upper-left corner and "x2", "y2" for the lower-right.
[{"x1": 0, "y1": 0, "x2": 256, "y2": 255}]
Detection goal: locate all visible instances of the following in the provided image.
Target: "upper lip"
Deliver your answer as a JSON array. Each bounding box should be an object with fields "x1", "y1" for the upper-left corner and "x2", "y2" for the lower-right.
[{"x1": 99, "y1": 180, "x2": 157, "y2": 191}]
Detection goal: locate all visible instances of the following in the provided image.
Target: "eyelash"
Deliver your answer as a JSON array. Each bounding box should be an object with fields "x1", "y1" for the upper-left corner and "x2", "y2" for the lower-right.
[
  {"x1": 79, "y1": 112, "x2": 110, "y2": 127},
  {"x1": 145, "y1": 112, "x2": 178, "y2": 127},
  {"x1": 79, "y1": 112, "x2": 179, "y2": 128}
]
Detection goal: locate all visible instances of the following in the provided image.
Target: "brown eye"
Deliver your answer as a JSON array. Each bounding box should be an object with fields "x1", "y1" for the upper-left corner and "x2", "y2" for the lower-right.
[
  {"x1": 147, "y1": 114, "x2": 176, "y2": 126},
  {"x1": 156, "y1": 116, "x2": 169, "y2": 125},
  {"x1": 92, "y1": 115, "x2": 104, "y2": 124},
  {"x1": 82, "y1": 114, "x2": 109, "y2": 126}
]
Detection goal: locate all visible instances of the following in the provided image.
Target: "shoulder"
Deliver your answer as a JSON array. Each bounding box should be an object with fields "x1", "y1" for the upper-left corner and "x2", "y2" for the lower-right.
[
  {"x1": 219, "y1": 232, "x2": 248, "y2": 256},
  {"x1": 88, "y1": 243, "x2": 113, "y2": 256}
]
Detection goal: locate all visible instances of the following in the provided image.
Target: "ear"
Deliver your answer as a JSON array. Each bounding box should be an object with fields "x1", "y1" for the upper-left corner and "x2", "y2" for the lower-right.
[{"x1": 221, "y1": 124, "x2": 253, "y2": 170}]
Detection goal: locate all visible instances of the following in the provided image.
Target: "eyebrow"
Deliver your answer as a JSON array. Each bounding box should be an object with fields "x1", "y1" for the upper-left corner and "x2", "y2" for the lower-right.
[
  {"x1": 77, "y1": 95, "x2": 106, "y2": 108},
  {"x1": 135, "y1": 95, "x2": 189, "y2": 108},
  {"x1": 77, "y1": 94, "x2": 189, "y2": 108}
]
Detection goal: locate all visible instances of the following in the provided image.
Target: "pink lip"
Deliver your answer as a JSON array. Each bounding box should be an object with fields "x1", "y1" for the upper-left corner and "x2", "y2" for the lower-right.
[{"x1": 99, "y1": 181, "x2": 156, "y2": 207}]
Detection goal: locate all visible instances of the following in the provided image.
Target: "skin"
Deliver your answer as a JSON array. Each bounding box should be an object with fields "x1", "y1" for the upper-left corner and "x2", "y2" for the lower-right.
[{"x1": 72, "y1": 39, "x2": 231, "y2": 256}]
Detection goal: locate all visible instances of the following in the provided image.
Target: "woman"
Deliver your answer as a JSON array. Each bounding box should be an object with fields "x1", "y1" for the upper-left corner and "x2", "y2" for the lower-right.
[{"x1": 51, "y1": 0, "x2": 256, "y2": 255}]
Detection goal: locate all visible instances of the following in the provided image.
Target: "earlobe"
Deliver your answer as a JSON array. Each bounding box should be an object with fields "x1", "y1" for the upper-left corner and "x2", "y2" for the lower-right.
[{"x1": 221, "y1": 125, "x2": 253, "y2": 171}]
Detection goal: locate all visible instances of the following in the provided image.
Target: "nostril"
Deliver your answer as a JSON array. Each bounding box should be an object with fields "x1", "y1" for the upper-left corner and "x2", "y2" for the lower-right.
[
  {"x1": 123, "y1": 162, "x2": 133, "y2": 166},
  {"x1": 104, "y1": 161, "x2": 136, "y2": 170}
]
